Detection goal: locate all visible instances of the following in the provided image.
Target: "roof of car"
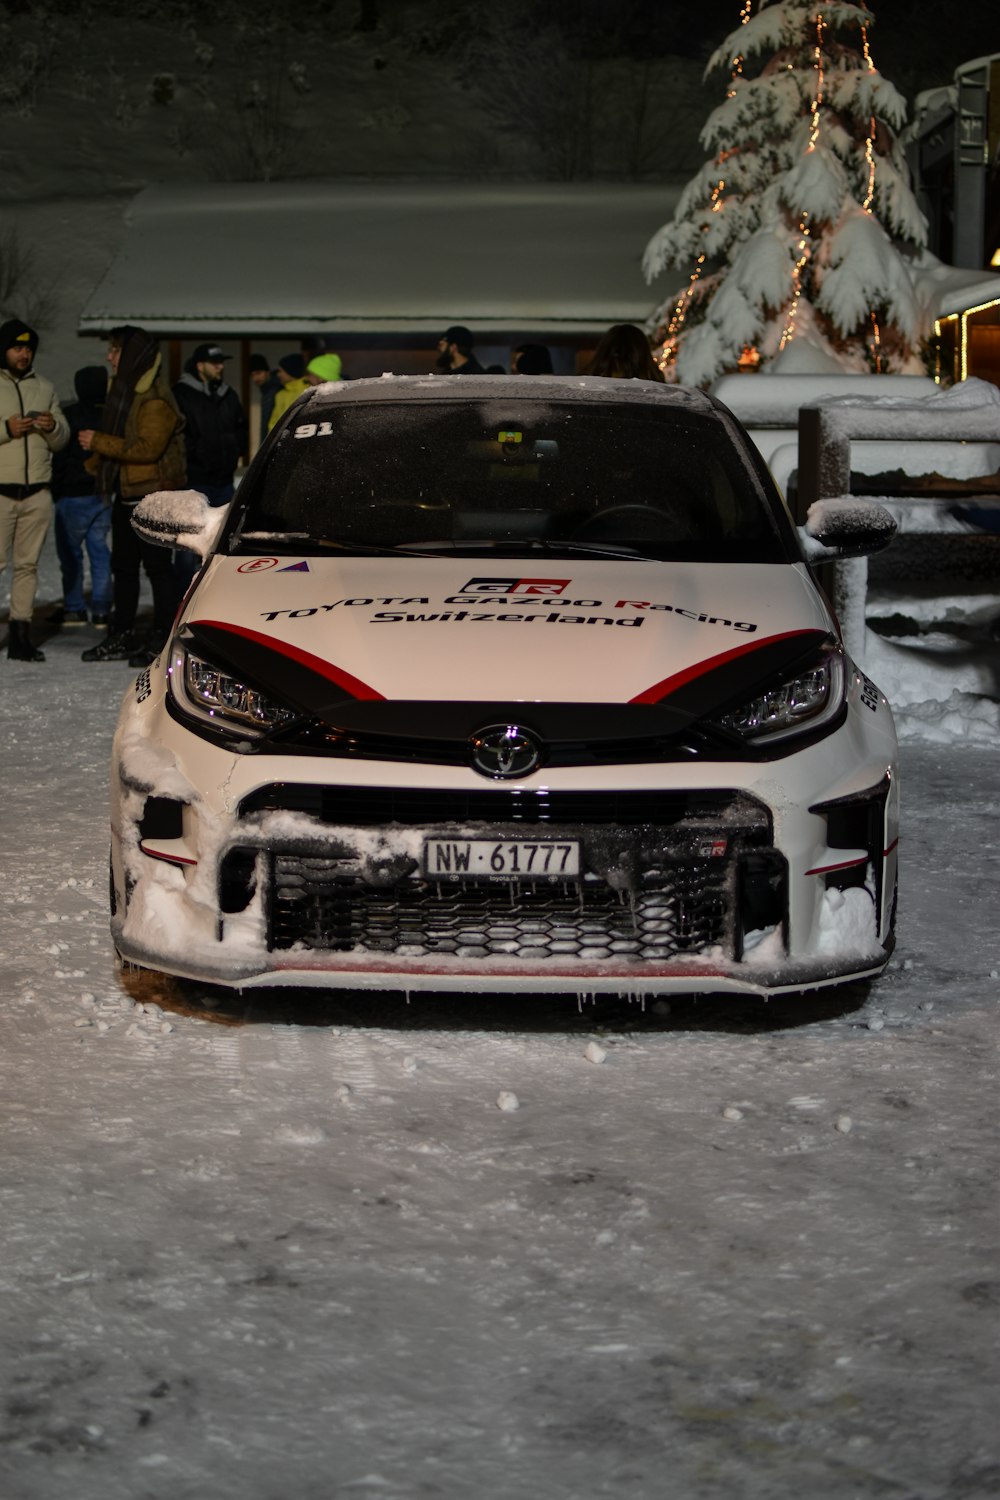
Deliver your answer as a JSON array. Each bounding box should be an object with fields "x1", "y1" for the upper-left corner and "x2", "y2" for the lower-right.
[{"x1": 294, "y1": 373, "x2": 721, "y2": 417}]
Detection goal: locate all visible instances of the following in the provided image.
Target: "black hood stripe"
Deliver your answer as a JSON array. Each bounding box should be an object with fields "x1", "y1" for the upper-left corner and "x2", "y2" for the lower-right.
[
  {"x1": 630, "y1": 630, "x2": 830, "y2": 714},
  {"x1": 187, "y1": 620, "x2": 384, "y2": 709}
]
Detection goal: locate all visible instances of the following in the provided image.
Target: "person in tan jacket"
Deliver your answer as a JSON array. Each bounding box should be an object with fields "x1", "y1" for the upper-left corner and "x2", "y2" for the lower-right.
[
  {"x1": 78, "y1": 325, "x2": 187, "y2": 666},
  {"x1": 0, "y1": 319, "x2": 70, "y2": 662}
]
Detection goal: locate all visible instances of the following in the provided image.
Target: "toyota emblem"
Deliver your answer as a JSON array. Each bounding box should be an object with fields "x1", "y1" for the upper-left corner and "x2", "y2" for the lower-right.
[{"x1": 470, "y1": 724, "x2": 541, "y2": 779}]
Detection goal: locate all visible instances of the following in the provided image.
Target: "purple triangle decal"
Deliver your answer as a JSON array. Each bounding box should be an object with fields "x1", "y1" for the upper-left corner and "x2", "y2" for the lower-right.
[{"x1": 277, "y1": 560, "x2": 310, "y2": 572}]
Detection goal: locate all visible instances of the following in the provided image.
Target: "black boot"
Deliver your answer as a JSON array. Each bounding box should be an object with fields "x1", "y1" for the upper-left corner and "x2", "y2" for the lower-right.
[
  {"x1": 81, "y1": 628, "x2": 142, "y2": 663},
  {"x1": 6, "y1": 620, "x2": 45, "y2": 662},
  {"x1": 128, "y1": 632, "x2": 168, "y2": 669}
]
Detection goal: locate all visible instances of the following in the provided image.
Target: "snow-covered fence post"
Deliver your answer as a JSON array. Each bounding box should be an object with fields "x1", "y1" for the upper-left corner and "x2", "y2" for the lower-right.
[{"x1": 797, "y1": 404, "x2": 867, "y2": 659}]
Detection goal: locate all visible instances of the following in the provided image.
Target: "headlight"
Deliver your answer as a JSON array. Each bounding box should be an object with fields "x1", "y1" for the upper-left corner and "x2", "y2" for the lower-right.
[
  {"x1": 713, "y1": 648, "x2": 846, "y2": 745},
  {"x1": 168, "y1": 645, "x2": 297, "y2": 738}
]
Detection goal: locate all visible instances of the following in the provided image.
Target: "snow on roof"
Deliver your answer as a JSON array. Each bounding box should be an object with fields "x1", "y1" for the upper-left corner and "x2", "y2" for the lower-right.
[
  {"x1": 77, "y1": 182, "x2": 678, "y2": 338},
  {"x1": 909, "y1": 249, "x2": 1000, "y2": 322},
  {"x1": 711, "y1": 369, "x2": 938, "y2": 427}
]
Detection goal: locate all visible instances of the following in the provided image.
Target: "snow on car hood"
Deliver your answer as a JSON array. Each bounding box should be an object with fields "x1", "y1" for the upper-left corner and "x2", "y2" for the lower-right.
[{"x1": 181, "y1": 555, "x2": 834, "y2": 718}]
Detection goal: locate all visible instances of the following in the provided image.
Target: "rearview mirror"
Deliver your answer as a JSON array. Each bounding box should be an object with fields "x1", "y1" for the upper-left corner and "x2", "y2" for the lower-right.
[
  {"x1": 800, "y1": 497, "x2": 897, "y2": 560},
  {"x1": 131, "y1": 490, "x2": 230, "y2": 558}
]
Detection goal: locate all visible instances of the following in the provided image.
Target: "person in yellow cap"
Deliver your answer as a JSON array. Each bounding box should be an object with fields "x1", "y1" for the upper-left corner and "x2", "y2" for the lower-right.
[{"x1": 0, "y1": 319, "x2": 70, "y2": 662}]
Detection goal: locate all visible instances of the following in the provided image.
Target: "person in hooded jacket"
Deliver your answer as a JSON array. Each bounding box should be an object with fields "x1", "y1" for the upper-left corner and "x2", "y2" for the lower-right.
[
  {"x1": 171, "y1": 343, "x2": 248, "y2": 591},
  {"x1": 78, "y1": 325, "x2": 187, "y2": 667},
  {"x1": 172, "y1": 343, "x2": 248, "y2": 505},
  {"x1": 49, "y1": 365, "x2": 112, "y2": 627}
]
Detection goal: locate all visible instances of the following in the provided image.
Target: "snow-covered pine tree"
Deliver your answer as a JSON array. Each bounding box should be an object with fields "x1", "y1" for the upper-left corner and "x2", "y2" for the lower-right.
[{"x1": 643, "y1": 1, "x2": 927, "y2": 386}]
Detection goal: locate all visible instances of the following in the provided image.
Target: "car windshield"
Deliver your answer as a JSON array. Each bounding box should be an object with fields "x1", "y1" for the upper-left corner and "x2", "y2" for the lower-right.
[{"x1": 231, "y1": 398, "x2": 789, "y2": 563}]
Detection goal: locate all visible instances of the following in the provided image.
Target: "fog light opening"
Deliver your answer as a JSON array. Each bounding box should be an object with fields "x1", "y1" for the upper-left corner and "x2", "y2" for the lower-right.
[{"x1": 736, "y1": 851, "x2": 788, "y2": 961}]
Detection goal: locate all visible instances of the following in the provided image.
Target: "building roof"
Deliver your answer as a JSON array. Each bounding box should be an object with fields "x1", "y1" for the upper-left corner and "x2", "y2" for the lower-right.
[{"x1": 78, "y1": 182, "x2": 676, "y2": 339}]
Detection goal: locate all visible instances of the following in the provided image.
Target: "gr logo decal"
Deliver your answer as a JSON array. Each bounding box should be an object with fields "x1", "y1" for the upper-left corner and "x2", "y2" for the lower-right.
[{"x1": 460, "y1": 577, "x2": 571, "y2": 596}]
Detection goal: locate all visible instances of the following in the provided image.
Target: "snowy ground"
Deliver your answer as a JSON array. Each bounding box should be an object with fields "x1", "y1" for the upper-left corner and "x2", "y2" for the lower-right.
[{"x1": 1, "y1": 534, "x2": 998, "y2": 1500}]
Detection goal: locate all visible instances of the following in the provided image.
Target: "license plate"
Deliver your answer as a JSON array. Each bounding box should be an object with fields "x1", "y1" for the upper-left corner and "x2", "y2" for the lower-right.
[{"x1": 424, "y1": 838, "x2": 581, "y2": 879}]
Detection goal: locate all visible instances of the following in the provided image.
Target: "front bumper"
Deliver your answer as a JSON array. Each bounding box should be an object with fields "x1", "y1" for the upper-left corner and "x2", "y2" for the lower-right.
[{"x1": 109, "y1": 681, "x2": 898, "y2": 998}]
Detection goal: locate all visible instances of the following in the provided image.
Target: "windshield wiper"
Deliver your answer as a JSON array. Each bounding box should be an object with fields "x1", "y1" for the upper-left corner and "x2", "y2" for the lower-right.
[
  {"x1": 313, "y1": 540, "x2": 441, "y2": 557},
  {"x1": 235, "y1": 534, "x2": 438, "y2": 558},
  {"x1": 405, "y1": 538, "x2": 652, "y2": 561}
]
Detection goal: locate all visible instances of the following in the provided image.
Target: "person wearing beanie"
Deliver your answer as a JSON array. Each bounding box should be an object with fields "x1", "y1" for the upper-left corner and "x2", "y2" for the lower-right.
[
  {"x1": 267, "y1": 353, "x2": 311, "y2": 432},
  {"x1": 303, "y1": 352, "x2": 343, "y2": 385},
  {"x1": 0, "y1": 318, "x2": 70, "y2": 662},
  {"x1": 78, "y1": 325, "x2": 187, "y2": 668},
  {"x1": 436, "y1": 325, "x2": 485, "y2": 375}
]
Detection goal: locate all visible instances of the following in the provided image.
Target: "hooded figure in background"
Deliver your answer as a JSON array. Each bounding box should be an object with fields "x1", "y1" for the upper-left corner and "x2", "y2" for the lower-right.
[
  {"x1": 0, "y1": 318, "x2": 70, "y2": 662},
  {"x1": 172, "y1": 343, "x2": 248, "y2": 591},
  {"x1": 78, "y1": 324, "x2": 187, "y2": 668},
  {"x1": 172, "y1": 343, "x2": 248, "y2": 505}
]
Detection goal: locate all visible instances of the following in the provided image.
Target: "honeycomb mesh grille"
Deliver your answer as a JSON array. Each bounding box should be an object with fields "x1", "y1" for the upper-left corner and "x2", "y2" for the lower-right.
[
  {"x1": 232, "y1": 788, "x2": 773, "y2": 966},
  {"x1": 268, "y1": 854, "x2": 730, "y2": 962}
]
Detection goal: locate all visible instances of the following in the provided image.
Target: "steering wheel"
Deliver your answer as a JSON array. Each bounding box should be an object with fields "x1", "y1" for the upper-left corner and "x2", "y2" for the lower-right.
[{"x1": 573, "y1": 503, "x2": 676, "y2": 539}]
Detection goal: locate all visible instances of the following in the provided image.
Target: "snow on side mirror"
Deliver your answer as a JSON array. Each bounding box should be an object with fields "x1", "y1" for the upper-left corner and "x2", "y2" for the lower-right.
[
  {"x1": 131, "y1": 490, "x2": 230, "y2": 558},
  {"x1": 800, "y1": 497, "x2": 897, "y2": 560}
]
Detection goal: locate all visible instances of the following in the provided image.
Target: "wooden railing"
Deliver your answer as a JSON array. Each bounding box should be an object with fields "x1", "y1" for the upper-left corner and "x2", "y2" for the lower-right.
[{"x1": 796, "y1": 401, "x2": 1000, "y2": 657}]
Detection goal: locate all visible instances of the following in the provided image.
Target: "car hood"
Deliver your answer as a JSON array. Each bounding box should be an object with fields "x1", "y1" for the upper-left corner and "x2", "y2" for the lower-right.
[{"x1": 181, "y1": 555, "x2": 835, "y2": 732}]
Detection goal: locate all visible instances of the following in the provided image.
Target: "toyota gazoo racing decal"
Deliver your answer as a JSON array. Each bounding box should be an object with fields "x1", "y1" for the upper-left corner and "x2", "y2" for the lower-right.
[{"x1": 184, "y1": 558, "x2": 832, "y2": 713}]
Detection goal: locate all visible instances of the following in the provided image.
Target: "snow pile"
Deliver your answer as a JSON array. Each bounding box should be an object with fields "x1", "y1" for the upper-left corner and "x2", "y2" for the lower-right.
[
  {"x1": 817, "y1": 373, "x2": 1000, "y2": 415},
  {"x1": 863, "y1": 630, "x2": 1000, "y2": 744},
  {"x1": 816, "y1": 886, "x2": 881, "y2": 958}
]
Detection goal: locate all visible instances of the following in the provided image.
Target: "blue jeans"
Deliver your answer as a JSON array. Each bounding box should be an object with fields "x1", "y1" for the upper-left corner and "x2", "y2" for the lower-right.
[{"x1": 55, "y1": 494, "x2": 112, "y2": 614}]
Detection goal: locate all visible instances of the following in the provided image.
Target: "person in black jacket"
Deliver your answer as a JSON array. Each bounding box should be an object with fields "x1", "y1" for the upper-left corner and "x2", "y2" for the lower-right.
[
  {"x1": 435, "y1": 326, "x2": 486, "y2": 374},
  {"x1": 172, "y1": 343, "x2": 248, "y2": 589},
  {"x1": 50, "y1": 365, "x2": 112, "y2": 626}
]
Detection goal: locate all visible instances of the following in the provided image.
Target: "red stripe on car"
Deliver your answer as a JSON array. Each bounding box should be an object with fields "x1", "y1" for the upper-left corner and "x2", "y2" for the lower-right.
[{"x1": 628, "y1": 630, "x2": 821, "y2": 705}]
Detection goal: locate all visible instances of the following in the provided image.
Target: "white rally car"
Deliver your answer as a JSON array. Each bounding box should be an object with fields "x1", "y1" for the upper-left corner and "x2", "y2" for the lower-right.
[{"x1": 110, "y1": 375, "x2": 899, "y2": 999}]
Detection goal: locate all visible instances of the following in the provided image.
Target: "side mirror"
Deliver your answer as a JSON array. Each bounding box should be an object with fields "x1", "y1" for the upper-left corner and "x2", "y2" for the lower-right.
[
  {"x1": 800, "y1": 497, "x2": 897, "y2": 560},
  {"x1": 131, "y1": 490, "x2": 230, "y2": 558}
]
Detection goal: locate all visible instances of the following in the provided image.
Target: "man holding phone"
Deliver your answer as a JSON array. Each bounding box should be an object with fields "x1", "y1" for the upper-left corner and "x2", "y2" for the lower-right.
[{"x1": 0, "y1": 319, "x2": 69, "y2": 661}]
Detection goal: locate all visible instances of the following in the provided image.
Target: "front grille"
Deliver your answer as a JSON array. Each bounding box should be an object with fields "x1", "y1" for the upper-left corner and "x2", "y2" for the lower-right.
[
  {"x1": 230, "y1": 787, "x2": 776, "y2": 967},
  {"x1": 268, "y1": 853, "x2": 728, "y2": 962},
  {"x1": 239, "y1": 784, "x2": 763, "y2": 828}
]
